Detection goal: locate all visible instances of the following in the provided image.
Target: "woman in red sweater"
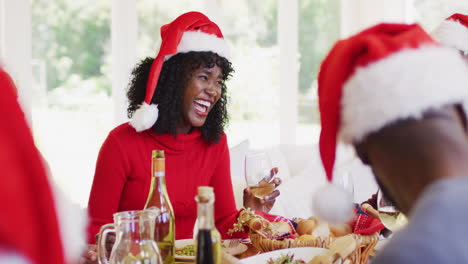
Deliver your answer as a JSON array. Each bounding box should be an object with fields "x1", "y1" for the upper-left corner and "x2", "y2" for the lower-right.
[{"x1": 86, "y1": 11, "x2": 280, "y2": 254}]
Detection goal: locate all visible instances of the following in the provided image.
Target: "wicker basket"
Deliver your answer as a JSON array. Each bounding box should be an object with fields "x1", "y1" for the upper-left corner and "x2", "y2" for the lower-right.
[
  {"x1": 250, "y1": 232, "x2": 379, "y2": 264},
  {"x1": 229, "y1": 209, "x2": 379, "y2": 264},
  {"x1": 250, "y1": 232, "x2": 328, "y2": 252}
]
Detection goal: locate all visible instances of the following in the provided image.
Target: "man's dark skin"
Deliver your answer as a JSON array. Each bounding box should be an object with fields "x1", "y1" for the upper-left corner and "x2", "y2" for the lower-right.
[{"x1": 355, "y1": 104, "x2": 468, "y2": 215}]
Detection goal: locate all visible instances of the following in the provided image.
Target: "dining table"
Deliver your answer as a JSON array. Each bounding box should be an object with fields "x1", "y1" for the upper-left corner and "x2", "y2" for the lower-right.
[
  {"x1": 175, "y1": 242, "x2": 259, "y2": 264},
  {"x1": 173, "y1": 234, "x2": 382, "y2": 263}
]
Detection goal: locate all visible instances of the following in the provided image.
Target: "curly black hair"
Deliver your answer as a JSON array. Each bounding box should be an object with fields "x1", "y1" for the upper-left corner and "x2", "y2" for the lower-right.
[{"x1": 127, "y1": 51, "x2": 234, "y2": 144}]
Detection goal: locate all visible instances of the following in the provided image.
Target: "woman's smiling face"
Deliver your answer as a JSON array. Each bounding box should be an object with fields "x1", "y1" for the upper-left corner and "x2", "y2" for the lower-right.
[{"x1": 177, "y1": 65, "x2": 223, "y2": 133}]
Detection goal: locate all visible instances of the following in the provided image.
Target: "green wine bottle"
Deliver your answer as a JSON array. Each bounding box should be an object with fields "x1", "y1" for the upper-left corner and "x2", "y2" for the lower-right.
[{"x1": 144, "y1": 150, "x2": 175, "y2": 264}]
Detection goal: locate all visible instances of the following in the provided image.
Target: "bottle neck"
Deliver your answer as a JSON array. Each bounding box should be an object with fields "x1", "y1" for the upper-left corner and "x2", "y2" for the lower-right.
[
  {"x1": 196, "y1": 198, "x2": 215, "y2": 230},
  {"x1": 153, "y1": 156, "x2": 168, "y2": 193},
  {"x1": 144, "y1": 156, "x2": 170, "y2": 210},
  {"x1": 153, "y1": 172, "x2": 168, "y2": 193}
]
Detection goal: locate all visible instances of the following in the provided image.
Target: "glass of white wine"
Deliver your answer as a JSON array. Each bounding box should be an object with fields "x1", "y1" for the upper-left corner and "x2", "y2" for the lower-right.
[
  {"x1": 244, "y1": 151, "x2": 275, "y2": 211},
  {"x1": 377, "y1": 190, "x2": 408, "y2": 232}
]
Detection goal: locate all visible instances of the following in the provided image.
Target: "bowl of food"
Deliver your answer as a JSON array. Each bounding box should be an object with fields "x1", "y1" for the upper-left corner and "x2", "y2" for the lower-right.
[
  {"x1": 175, "y1": 239, "x2": 195, "y2": 261},
  {"x1": 175, "y1": 238, "x2": 249, "y2": 261}
]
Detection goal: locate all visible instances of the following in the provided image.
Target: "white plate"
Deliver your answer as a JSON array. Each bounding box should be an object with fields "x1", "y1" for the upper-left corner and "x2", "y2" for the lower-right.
[
  {"x1": 240, "y1": 247, "x2": 326, "y2": 264},
  {"x1": 175, "y1": 238, "x2": 249, "y2": 260},
  {"x1": 222, "y1": 239, "x2": 248, "y2": 256},
  {"x1": 175, "y1": 239, "x2": 195, "y2": 261}
]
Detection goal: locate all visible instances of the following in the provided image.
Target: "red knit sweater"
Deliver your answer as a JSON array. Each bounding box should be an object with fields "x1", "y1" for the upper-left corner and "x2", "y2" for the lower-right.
[{"x1": 87, "y1": 123, "x2": 240, "y2": 243}]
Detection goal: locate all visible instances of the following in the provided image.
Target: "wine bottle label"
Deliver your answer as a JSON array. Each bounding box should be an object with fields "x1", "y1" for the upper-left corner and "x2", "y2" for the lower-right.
[{"x1": 154, "y1": 172, "x2": 165, "y2": 177}]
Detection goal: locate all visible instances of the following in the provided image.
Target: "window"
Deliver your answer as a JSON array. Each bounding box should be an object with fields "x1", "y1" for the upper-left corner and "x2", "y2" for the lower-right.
[
  {"x1": 297, "y1": 0, "x2": 340, "y2": 144},
  {"x1": 31, "y1": 0, "x2": 112, "y2": 207},
  {"x1": 137, "y1": 0, "x2": 202, "y2": 59},
  {"x1": 222, "y1": 0, "x2": 280, "y2": 148}
]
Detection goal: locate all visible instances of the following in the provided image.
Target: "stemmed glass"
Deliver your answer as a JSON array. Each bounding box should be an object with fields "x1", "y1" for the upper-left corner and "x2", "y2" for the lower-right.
[
  {"x1": 333, "y1": 171, "x2": 354, "y2": 202},
  {"x1": 377, "y1": 190, "x2": 408, "y2": 232},
  {"x1": 244, "y1": 151, "x2": 275, "y2": 212}
]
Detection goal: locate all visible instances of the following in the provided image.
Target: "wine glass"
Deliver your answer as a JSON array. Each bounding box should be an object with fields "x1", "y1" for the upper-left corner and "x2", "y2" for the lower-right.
[
  {"x1": 333, "y1": 171, "x2": 354, "y2": 202},
  {"x1": 244, "y1": 151, "x2": 275, "y2": 211},
  {"x1": 377, "y1": 190, "x2": 408, "y2": 232}
]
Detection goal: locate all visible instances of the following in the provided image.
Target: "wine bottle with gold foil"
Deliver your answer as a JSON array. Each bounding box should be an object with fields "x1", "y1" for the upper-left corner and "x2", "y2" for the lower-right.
[
  {"x1": 144, "y1": 150, "x2": 175, "y2": 264},
  {"x1": 195, "y1": 186, "x2": 222, "y2": 264}
]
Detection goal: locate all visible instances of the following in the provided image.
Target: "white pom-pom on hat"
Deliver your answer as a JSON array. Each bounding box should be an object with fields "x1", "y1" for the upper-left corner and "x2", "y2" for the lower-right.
[
  {"x1": 129, "y1": 103, "x2": 159, "y2": 132},
  {"x1": 313, "y1": 183, "x2": 354, "y2": 225}
]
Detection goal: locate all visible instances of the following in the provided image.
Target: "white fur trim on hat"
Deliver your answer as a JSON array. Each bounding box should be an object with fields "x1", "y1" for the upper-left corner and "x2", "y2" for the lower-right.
[
  {"x1": 433, "y1": 20, "x2": 468, "y2": 54},
  {"x1": 340, "y1": 46, "x2": 468, "y2": 144},
  {"x1": 52, "y1": 186, "x2": 88, "y2": 263},
  {"x1": 39, "y1": 155, "x2": 87, "y2": 263},
  {"x1": 129, "y1": 103, "x2": 159, "y2": 132},
  {"x1": 166, "y1": 30, "x2": 230, "y2": 61}
]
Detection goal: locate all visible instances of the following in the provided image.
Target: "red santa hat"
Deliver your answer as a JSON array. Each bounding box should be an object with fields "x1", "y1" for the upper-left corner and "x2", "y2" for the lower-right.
[
  {"x1": 129, "y1": 11, "x2": 230, "y2": 132},
  {"x1": 314, "y1": 23, "x2": 468, "y2": 224},
  {"x1": 0, "y1": 68, "x2": 64, "y2": 263},
  {"x1": 433, "y1": 13, "x2": 468, "y2": 54}
]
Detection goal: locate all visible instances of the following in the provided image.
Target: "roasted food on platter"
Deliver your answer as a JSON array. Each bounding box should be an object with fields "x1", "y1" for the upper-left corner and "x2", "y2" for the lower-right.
[
  {"x1": 229, "y1": 209, "x2": 294, "y2": 238},
  {"x1": 228, "y1": 209, "x2": 379, "y2": 264},
  {"x1": 229, "y1": 209, "x2": 352, "y2": 242}
]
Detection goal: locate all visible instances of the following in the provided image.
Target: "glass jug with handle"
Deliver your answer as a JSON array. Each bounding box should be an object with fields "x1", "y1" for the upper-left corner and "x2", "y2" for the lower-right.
[{"x1": 98, "y1": 209, "x2": 162, "y2": 264}]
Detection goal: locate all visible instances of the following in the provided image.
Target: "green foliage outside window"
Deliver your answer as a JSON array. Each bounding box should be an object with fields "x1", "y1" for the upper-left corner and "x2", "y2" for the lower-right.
[
  {"x1": 299, "y1": 0, "x2": 339, "y2": 95},
  {"x1": 31, "y1": 0, "x2": 339, "y2": 123},
  {"x1": 32, "y1": 0, "x2": 111, "y2": 96}
]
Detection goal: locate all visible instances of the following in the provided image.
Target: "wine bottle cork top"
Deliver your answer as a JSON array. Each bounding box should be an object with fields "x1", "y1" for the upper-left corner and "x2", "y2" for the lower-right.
[
  {"x1": 198, "y1": 186, "x2": 214, "y2": 198},
  {"x1": 152, "y1": 150, "x2": 164, "y2": 158}
]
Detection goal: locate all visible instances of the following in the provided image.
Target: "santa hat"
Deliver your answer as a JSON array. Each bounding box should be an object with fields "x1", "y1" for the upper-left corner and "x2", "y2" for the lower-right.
[
  {"x1": 0, "y1": 69, "x2": 87, "y2": 264},
  {"x1": 129, "y1": 11, "x2": 230, "y2": 132},
  {"x1": 0, "y1": 68, "x2": 64, "y2": 263},
  {"x1": 314, "y1": 23, "x2": 468, "y2": 224},
  {"x1": 433, "y1": 13, "x2": 468, "y2": 54}
]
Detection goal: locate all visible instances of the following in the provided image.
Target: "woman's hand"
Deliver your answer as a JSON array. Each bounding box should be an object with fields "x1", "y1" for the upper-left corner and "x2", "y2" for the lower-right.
[
  {"x1": 361, "y1": 203, "x2": 379, "y2": 219},
  {"x1": 361, "y1": 202, "x2": 393, "y2": 238},
  {"x1": 243, "y1": 167, "x2": 281, "y2": 213}
]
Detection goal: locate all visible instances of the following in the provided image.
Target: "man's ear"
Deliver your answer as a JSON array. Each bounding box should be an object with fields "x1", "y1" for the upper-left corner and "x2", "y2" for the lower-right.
[
  {"x1": 455, "y1": 104, "x2": 468, "y2": 132},
  {"x1": 354, "y1": 141, "x2": 371, "y2": 165}
]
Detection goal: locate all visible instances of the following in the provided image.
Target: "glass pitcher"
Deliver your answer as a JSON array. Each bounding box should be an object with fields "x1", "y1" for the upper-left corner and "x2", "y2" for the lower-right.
[{"x1": 98, "y1": 209, "x2": 163, "y2": 264}]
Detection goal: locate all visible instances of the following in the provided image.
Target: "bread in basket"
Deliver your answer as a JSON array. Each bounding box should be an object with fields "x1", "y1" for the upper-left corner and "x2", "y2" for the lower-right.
[{"x1": 229, "y1": 209, "x2": 379, "y2": 264}]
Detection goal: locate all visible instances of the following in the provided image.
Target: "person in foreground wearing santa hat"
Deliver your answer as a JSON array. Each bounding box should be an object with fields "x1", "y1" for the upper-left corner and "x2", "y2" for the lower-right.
[
  {"x1": 84, "y1": 11, "x2": 281, "y2": 263},
  {"x1": 313, "y1": 23, "x2": 468, "y2": 263},
  {"x1": 433, "y1": 13, "x2": 468, "y2": 63},
  {"x1": 0, "y1": 66, "x2": 87, "y2": 264}
]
